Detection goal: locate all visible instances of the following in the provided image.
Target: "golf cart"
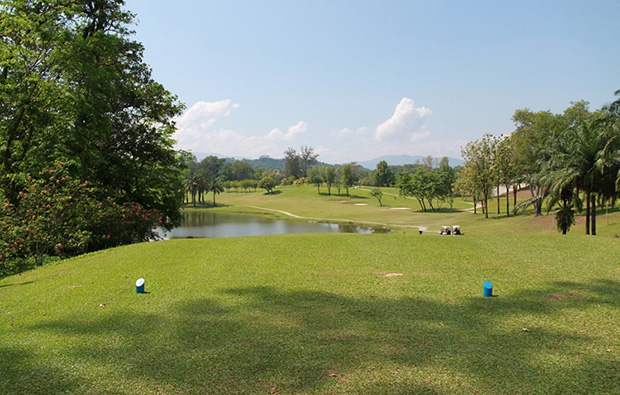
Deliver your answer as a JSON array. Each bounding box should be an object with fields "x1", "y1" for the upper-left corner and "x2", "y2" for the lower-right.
[
  {"x1": 453, "y1": 225, "x2": 463, "y2": 235},
  {"x1": 440, "y1": 226, "x2": 452, "y2": 235}
]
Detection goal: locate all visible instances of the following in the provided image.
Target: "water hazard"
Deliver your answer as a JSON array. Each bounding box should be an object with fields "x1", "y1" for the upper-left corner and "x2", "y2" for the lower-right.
[{"x1": 158, "y1": 211, "x2": 379, "y2": 239}]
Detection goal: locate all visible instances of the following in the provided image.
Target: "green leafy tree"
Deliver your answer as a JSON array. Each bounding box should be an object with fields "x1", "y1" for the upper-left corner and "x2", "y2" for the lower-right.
[
  {"x1": 374, "y1": 160, "x2": 394, "y2": 187},
  {"x1": 307, "y1": 167, "x2": 322, "y2": 194},
  {"x1": 340, "y1": 164, "x2": 354, "y2": 197},
  {"x1": 258, "y1": 175, "x2": 278, "y2": 194},
  {"x1": 1, "y1": 0, "x2": 185, "y2": 227},
  {"x1": 231, "y1": 161, "x2": 254, "y2": 181},
  {"x1": 511, "y1": 109, "x2": 561, "y2": 216},
  {"x1": 283, "y1": 148, "x2": 301, "y2": 179},
  {"x1": 454, "y1": 165, "x2": 482, "y2": 214},
  {"x1": 199, "y1": 156, "x2": 226, "y2": 178},
  {"x1": 0, "y1": 0, "x2": 186, "y2": 272},
  {"x1": 494, "y1": 135, "x2": 516, "y2": 217},
  {"x1": 461, "y1": 135, "x2": 496, "y2": 218},
  {"x1": 320, "y1": 166, "x2": 336, "y2": 195},
  {"x1": 437, "y1": 157, "x2": 456, "y2": 211},
  {"x1": 299, "y1": 145, "x2": 319, "y2": 177},
  {"x1": 370, "y1": 188, "x2": 384, "y2": 206}
]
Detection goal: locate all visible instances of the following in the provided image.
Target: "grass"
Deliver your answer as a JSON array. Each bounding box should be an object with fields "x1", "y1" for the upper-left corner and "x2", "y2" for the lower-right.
[
  {"x1": 211, "y1": 185, "x2": 620, "y2": 238},
  {"x1": 1, "y1": 185, "x2": 619, "y2": 394}
]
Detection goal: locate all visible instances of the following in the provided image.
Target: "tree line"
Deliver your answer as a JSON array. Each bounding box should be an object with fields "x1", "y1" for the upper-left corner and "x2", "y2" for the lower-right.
[
  {"x1": 457, "y1": 95, "x2": 620, "y2": 234},
  {"x1": 182, "y1": 146, "x2": 372, "y2": 203}
]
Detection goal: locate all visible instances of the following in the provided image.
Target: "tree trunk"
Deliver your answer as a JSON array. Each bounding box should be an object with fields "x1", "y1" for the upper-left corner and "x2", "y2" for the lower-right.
[
  {"x1": 497, "y1": 185, "x2": 501, "y2": 214},
  {"x1": 591, "y1": 194, "x2": 596, "y2": 236},
  {"x1": 533, "y1": 186, "x2": 542, "y2": 217},
  {"x1": 484, "y1": 192, "x2": 489, "y2": 219},
  {"x1": 585, "y1": 192, "x2": 590, "y2": 235},
  {"x1": 513, "y1": 184, "x2": 518, "y2": 207},
  {"x1": 506, "y1": 184, "x2": 510, "y2": 217},
  {"x1": 473, "y1": 196, "x2": 477, "y2": 214}
]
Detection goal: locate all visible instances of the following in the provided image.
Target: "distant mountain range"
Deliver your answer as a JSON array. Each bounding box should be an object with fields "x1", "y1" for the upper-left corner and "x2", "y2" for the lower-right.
[
  {"x1": 357, "y1": 155, "x2": 464, "y2": 169},
  {"x1": 189, "y1": 152, "x2": 464, "y2": 170}
]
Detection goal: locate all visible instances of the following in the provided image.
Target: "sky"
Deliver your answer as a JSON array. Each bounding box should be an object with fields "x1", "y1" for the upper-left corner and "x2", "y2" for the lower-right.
[{"x1": 124, "y1": 0, "x2": 620, "y2": 163}]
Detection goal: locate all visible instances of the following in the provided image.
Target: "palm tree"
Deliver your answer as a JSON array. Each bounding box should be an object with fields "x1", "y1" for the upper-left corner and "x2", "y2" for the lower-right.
[
  {"x1": 194, "y1": 172, "x2": 208, "y2": 205},
  {"x1": 183, "y1": 172, "x2": 199, "y2": 207},
  {"x1": 540, "y1": 114, "x2": 619, "y2": 235},
  {"x1": 207, "y1": 177, "x2": 224, "y2": 206}
]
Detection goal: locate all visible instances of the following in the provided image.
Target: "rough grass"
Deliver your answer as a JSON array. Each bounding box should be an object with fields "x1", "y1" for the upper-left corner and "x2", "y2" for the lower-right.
[{"x1": 1, "y1": 233, "x2": 618, "y2": 394}]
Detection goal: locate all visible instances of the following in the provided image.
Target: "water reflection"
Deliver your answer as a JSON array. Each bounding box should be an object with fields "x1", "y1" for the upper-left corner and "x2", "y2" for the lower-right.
[{"x1": 158, "y1": 211, "x2": 379, "y2": 239}]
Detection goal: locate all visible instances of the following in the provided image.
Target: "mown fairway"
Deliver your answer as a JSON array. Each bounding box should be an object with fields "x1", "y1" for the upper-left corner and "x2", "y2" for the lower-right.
[{"x1": 1, "y1": 186, "x2": 619, "y2": 394}]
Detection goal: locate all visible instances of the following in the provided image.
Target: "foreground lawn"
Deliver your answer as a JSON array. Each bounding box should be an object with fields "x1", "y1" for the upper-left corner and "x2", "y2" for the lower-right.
[{"x1": 1, "y1": 234, "x2": 618, "y2": 394}]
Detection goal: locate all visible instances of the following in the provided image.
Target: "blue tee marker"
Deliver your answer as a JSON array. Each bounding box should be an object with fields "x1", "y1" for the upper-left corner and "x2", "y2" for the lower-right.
[
  {"x1": 483, "y1": 281, "x2": 493, "y2": 297},
  {"x1": 136, "y1": 278, "x2": 145, "y2": 294}
]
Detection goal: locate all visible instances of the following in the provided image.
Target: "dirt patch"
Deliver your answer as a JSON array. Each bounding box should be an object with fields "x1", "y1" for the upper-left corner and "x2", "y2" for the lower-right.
[
  {"x1": 542, "y1": 291, "x2": 583, "y2": 301},
  {"x1": 375, "y1": 271, "x2": 404, "y2": 277}
]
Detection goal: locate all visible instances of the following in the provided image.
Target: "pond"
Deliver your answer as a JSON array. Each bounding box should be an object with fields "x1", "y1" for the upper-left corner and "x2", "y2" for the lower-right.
[{"x1": 157, "y1": 211, "x2": 379, "y2": 239}]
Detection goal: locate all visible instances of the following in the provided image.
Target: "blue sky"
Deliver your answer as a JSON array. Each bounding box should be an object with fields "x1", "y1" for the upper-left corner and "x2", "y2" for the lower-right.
[{"x1": 124, "y1": 0, "x2": 620, "y2": 163}]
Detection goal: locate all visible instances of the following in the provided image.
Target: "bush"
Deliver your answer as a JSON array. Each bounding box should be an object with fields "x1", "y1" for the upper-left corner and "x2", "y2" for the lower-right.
[{"x1": 0, "y1": 164, "x2": 163, "y2": 277}]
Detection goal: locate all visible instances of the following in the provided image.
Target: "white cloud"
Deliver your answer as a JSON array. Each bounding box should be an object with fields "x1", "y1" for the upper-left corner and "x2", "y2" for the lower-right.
[
  {"x1": 173, "y1": 100, "x2": 307, "y2": 157},
  {"x1": 267, "y1": 121, "x2": 308, "y2": 141},
  {"x1": 375, "y1": 98, "x2": 432, "y2": 142},
  {"x1": 174, "y1": 100, "x2": 240, "y2": 148},
  {"x1": 176, "y1": 100, "x2": 239, "y2": 129}
]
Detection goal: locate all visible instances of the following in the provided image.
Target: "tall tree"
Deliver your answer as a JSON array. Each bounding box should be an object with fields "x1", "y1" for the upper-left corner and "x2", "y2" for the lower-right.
[
  {"x1": 340, "y1": 164, "x2": 354, "y2": 197},
  {"x1": 494, "y1": 135, "x2": 515, "y2": 217},
  {"x1": 307, "y1": 167, "x2": 322, "y2": 194},
  {"x1": 511, "y1": 109, "x2": 561, "y2": 216},
  {"x1": 299, "y1": 145, "x2": 318, "y2": 177},
  {"x1": 0, "y1": 0, "x2": 185, "y2": 228},
  {"x1": 231, "y1": 160, "x2": 254, "y2": 181},
  {"x1": 374, "y1": 160, "x2": 394, "y2": 187},
  {"x1": 207, "y1": 176, "x2": 224, "y2": 206},
  {"x1": 461, "y1": 135, "x2": 496, "y2": 218},
  {"x1": 320, "y1": 166, "x2": 336, "y2": 195},
  {"x1": 283, "y1": 147, "x2": 301, "y2": 179},
  {"x1": 0, "y1": 0, "x2": 188, "y2": 275}
]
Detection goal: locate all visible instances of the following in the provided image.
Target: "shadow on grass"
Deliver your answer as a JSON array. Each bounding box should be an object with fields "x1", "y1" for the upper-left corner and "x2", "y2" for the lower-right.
[
  {"x1": 0, "y1": 281, "x2": 35, "y2": 289},
  {"x1": 3, "y1": 280, "x2": 618, "y2": 394},
  {"x1": 0, "y1": 345, "x2": 78, "y2": 393}
]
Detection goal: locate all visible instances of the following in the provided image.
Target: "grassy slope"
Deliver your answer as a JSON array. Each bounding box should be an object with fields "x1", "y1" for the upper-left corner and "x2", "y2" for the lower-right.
[
  {"x1": 1, "y1": 186, "x2": 619, "y2": 394},
  {"x1": 1, "y1": 235, "x2": 618, "y2": 394}
]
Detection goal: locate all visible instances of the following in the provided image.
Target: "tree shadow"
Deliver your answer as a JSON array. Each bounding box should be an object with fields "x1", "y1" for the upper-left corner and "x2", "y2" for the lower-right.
[
  {"x1": 0, "y1": 345, "x2": 78, "y2": 394},
  {"x1": 6, "y1": 279, "x2": 617, "y2": 394},
  {"x1": 0, "y1": 281, "x2": 35, "y2": 289}
]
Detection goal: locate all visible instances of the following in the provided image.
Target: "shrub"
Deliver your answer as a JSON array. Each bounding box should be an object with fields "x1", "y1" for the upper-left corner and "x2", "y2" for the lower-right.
[{"x1": 0, "y1": 164, "x2": 163, "y2": 277}]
